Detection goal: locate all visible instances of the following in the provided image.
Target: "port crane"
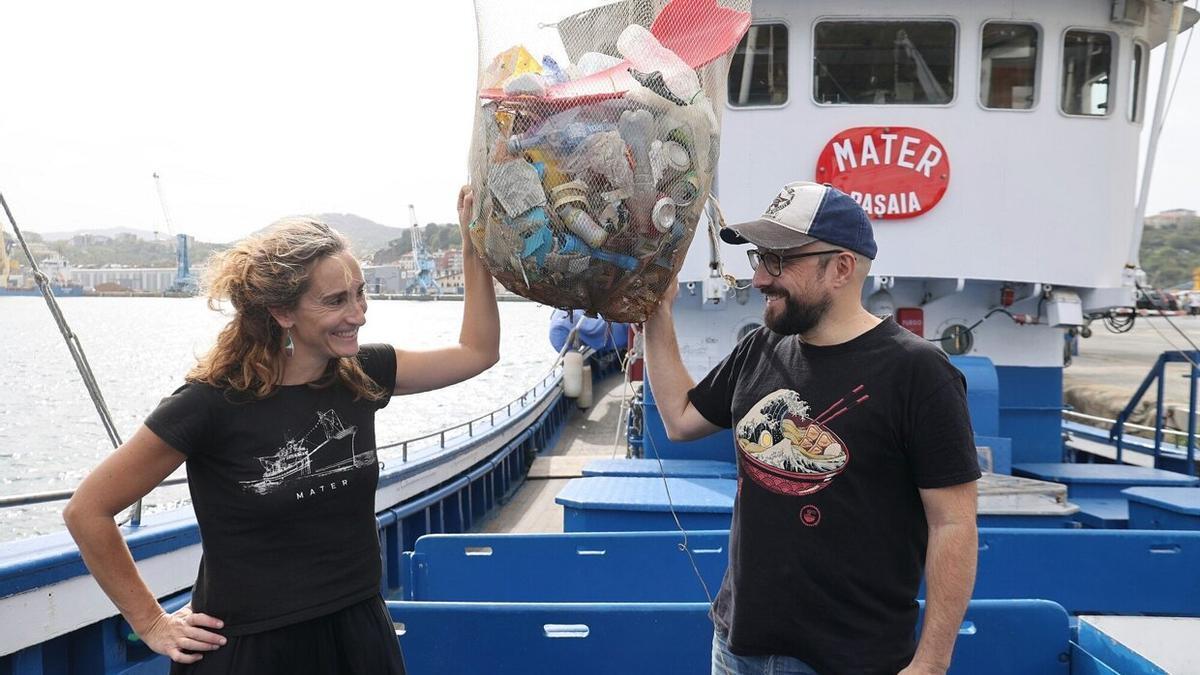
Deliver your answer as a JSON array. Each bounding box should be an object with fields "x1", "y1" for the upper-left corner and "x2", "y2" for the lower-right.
[
  {"x1": 403, "y1": 204, "x2": 440, "y2": 295},
  {"x1": 153, "y1": 172, "x2": 198, "y2": 295}
]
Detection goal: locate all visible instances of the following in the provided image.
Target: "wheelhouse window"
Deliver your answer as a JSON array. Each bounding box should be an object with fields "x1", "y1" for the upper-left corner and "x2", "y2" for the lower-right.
[
  {"x1": 980, "y1": 22, "x2": 1039, "y2": 109},
  {"x1": 728, "y1": 23, "x2": 789, "y2": 106},
  {"x1": 1130, "y1": 41, "x2": 1147, "y2": 122},
  {"x1": 1061, "y1": 30, "x2": 1113, "y2": 116},
  {"x1": 813, "y1": 20, "x2": 956, "y2": 105}
]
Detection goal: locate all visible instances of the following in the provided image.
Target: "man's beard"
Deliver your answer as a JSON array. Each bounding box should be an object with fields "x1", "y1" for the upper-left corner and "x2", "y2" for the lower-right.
[{"x1": 764, "y1": 290, "x2": 832, "y2": 336}]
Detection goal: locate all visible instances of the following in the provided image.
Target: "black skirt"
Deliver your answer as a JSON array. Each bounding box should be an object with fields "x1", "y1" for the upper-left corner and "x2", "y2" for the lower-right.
[{"x1": 170, "y1": 595, "x2": 406, "y2": 675}]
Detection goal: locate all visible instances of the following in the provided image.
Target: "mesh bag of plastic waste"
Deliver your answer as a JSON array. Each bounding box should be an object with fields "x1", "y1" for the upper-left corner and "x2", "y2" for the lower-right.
[{"x1": 467, "y1": 0, "x2": 752, "y2": 322}]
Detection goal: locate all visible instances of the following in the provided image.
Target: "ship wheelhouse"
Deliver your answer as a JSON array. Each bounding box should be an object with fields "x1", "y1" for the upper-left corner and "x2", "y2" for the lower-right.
[{"x1": 669, "y1": 0, "x2": 1198, "y2": 461}]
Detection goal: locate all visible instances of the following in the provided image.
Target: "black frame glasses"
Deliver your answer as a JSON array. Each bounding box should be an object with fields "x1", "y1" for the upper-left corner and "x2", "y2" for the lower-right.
[{"x1": 746, "y1": 249, "x2": 847, "y2": 276}]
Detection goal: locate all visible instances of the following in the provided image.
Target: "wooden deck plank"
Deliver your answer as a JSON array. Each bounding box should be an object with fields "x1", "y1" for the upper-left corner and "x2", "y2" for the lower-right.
[{"x1": 476, "y1": 373, "x2": 634, "y2": 534}]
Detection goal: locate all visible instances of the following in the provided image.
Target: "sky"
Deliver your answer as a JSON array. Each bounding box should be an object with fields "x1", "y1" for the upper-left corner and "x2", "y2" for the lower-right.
[{"x1": 0, "y1": 1, "x2": 1197, "y2": 245}]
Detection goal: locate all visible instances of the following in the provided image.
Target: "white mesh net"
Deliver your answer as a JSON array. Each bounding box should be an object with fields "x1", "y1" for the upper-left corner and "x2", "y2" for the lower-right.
[{"x1": 468, "y1": 0, "x2": 752, "y2": 321}]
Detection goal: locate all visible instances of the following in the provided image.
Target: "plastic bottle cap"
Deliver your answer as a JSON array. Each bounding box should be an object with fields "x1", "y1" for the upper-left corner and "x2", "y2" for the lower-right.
[
  {"x1": 662, "y1": 141, "x2": 690, "y2": 171},
  {"x1": 652, "y1": 197, "x2": 676, "y2": 233}
]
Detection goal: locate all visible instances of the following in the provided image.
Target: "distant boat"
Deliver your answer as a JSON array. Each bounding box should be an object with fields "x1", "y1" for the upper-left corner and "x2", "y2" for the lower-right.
[{"x1": 0, "y1": 283, "x2": 85, "y2": 297}]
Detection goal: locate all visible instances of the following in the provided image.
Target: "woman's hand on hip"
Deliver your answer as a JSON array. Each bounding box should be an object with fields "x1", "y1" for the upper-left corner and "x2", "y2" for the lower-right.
[{"x1": 140, "y1": 604, "x2": 227, "y2": 663}]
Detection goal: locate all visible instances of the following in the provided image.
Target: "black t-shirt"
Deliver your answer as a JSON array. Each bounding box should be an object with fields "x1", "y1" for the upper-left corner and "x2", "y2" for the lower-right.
[
  {"x1": 688, "y1": 318, "x2": 980, "y2": 675},
  {"x1": 145, "y1": 344, "x2": 397, "y2": 636}
]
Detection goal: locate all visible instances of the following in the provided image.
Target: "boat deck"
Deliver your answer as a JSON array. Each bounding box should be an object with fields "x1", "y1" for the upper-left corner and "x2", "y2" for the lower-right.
[
  {"x1": 1078, "y1": 615, "x2": 1200, "y2": 674},
  {"x1": 477, "y1": 373, "x2": 633, "y2": 534}
]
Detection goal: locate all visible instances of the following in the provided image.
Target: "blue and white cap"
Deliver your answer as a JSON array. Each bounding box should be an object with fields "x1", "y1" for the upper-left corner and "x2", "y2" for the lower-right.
[{"x1": 720, "y1": 181, "x2": 877, "y2": 259}]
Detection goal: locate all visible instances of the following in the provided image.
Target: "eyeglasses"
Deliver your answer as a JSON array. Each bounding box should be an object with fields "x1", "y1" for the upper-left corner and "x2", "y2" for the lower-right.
[{"x1": 746, "y1": 249, "x2": 847, "y2": 277}]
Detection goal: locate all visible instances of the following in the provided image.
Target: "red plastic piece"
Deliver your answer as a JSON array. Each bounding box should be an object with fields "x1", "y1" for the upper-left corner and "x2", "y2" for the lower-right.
[{"x1": 480, "y1": 0, "x2": 752, "y2": 103}]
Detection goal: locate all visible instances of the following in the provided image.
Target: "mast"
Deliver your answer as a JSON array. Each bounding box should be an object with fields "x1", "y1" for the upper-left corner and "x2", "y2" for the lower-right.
[{"x1": 1127, "y1": 0, "x2": 1187, "y2": 278}]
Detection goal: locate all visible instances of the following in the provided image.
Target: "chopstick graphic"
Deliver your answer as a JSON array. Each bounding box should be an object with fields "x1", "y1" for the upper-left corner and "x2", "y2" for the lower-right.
[
  {"x1": 813, "y1": 385, "x2": 865, "y2": 424},
  {"x1": 816, "y1": 395, "x2": 869, "y2": 426}
]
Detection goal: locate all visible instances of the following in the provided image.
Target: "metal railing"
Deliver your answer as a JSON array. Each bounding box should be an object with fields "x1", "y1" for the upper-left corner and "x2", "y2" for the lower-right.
[
  {"x1": 1083, "y1": 349, "x2": 1199, "y2": 474},
  {"x1": 0, "y1": 361, "x2": 569, "y2": 511},
  {"x1": 376, "y1": 362, "x2": 565, "y2": 462},
  {"x1": 1063, "y1": 409, "x2": 1200, "y2": 442},
  {"x1": 0, "y1": 317, "x2": 591, "y2": 513}
]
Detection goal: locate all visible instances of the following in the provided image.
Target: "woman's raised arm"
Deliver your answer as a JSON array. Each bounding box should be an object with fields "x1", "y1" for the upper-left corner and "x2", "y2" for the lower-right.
[{"x1": 392, "y1": 185, "x2": 501, "y2": 395}]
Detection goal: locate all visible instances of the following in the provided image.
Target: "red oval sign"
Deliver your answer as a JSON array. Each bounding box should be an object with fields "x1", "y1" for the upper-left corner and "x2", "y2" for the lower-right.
[{"x1": 814, "y1": 126, "x2": 950, "y2": 220}]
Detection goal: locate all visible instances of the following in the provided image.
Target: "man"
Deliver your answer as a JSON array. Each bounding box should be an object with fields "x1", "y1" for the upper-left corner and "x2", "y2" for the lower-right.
[{"x1": 645, "y1": 182, "x2": 980, "y2": 675}]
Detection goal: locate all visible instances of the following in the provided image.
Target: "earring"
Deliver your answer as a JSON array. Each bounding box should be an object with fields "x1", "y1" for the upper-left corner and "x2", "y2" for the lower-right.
[{"x1": 285, "y1": 328, "x2": 294, "y2": 357}]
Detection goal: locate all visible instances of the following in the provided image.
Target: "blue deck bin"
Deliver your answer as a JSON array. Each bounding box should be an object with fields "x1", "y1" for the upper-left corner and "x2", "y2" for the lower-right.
[{"x1": 1124, "y1": 487, "x2": 1200, "y2": 530}]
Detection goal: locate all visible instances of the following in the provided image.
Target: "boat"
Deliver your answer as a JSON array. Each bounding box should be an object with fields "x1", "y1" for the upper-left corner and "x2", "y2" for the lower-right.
[
  {"x1": 0, "y1": 283, "x2": 86, "y2": 297},
  {"x1": 0, "y1": 251, "x2": 86, "y2": 297},
  {"x1": 3, "y1": 0, "x2": 1200, "y2": 672},
  {"x1": 240, "y1": 411, "x2": 370, "y2": 495}
]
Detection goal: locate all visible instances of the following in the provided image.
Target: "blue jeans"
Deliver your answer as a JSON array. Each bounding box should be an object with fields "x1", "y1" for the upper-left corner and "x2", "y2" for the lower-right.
[{"x1": 711, "y1": 630, "x2": 820, "y2": 675}]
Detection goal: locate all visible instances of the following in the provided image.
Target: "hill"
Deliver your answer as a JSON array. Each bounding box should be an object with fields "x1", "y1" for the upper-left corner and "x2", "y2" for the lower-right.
[
  {"x1": 372, "y1": 223, "x2": 462, "y2": 264},
  {"x1": 1140, "y1": 224, "x2": 1199, "y2": 289},
  {"x1": 3, "y1": 230, "x2": 226, "y2": 269},
  {"x1": 312, "y1": 213, "x2": 408, "y2": 259},
  {"x1": 36, "y1": 227, "x2": 159, "y2": 242}
]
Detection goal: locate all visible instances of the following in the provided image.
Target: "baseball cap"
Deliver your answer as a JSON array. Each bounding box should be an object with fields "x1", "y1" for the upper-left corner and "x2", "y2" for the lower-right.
[{"x1": 719, "y1": 181, "x2": 877, "y2": 259}]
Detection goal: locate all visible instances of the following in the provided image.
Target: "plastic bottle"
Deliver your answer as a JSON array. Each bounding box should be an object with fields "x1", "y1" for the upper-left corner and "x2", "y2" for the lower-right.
[
  {"x1": 508, "y1": 108, "x2": 615, "y2": 155},
  {"x1": 593, "y1": 248, "x2": 639, "y2": 271},
  {"x1": 618, "y1": 109, "x2": 657, "y2": 209},
  {"x1": 558, "y1": 234, "x2": 639, "y2": 271},
  {"x1": 557, "y1": 204, "x2": 608, "y2": 248},
  {"x1": 616, "y1": 25, "x2": 701, "y2": 103}
]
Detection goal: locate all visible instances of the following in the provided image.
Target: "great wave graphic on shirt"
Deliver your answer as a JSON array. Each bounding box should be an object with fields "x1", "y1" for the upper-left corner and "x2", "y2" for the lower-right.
[
  {"x1": 240, "y1": 409, "x2": 375, "y2": 495},
  {"x1": 735, "y1": 387, "x2": 868, "y2": 497}
]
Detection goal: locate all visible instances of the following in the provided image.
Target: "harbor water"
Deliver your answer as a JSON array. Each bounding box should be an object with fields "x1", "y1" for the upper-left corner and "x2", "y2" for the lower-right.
[{"x1": 0, "y1": 296, "x2": 562, "y2": 542}]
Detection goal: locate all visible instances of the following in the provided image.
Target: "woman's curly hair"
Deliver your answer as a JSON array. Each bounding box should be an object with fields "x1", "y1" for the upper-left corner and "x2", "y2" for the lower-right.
[{"x1": 188, "y1": 217, "x2": 386, "y2": 401}]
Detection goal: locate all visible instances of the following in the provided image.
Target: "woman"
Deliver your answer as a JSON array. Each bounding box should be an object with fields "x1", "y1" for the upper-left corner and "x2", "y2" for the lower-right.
[{"x1": 63, "y1": 186, "x2": 498, "y2": 673}]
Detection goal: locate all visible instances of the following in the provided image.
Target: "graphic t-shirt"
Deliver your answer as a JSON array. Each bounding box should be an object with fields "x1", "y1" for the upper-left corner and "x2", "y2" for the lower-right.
[
  {"x1": 688, "y1": 318, "x2": 980, "y2": 675},
  {"x1": 145, "y1": 344, "x2": 397, "y2": 635}
]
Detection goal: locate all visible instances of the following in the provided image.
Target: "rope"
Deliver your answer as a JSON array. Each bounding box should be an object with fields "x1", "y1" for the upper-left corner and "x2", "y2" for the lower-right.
[
  {"x1": 644, "y1": 426, "x2": 734, "y2": 671},
  {"x1": 0, "y1": 191, "x2": 139, "y2": 524},
  {"x1": 705, "y1": 194, "x2": 752, "y2": 292}
]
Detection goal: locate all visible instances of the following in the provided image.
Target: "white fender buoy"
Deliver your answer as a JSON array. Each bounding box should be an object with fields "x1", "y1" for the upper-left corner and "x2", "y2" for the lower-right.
[
  {"x1": 577, "y1": 365, "x2": 594, "y2": 409},
  {"x1": 563, "y1": 351, "x2": 584, "y2": 398}
]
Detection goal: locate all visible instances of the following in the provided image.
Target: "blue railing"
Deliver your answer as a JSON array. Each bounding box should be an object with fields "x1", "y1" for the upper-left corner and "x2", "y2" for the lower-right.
[
  {"x1": 0, "y1": 351, "x2": 631, "y2": 674},
  {"x1": 1110, "y1": 350, "x2": 1200, "y2": 474}
]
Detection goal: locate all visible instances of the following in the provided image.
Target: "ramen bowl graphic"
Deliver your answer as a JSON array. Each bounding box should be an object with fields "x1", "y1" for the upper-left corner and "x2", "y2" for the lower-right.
[
  {"x1": 735, "y1": 387, "x2": 866, "y2": 497},
  {"x1": 740, "y1": 417, "x2": 850, "y2": 496}
]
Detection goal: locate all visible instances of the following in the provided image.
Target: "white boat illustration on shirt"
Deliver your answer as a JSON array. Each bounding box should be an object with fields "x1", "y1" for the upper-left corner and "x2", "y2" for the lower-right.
[{"x1": 240, "y1": 410, "x2": 375, "y2": 495}]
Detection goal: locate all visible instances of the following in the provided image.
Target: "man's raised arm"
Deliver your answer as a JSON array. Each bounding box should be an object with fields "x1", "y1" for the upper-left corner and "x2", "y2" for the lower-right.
[{"x1": 643, "y1": 282, "x2": 722, "y2": 442}]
